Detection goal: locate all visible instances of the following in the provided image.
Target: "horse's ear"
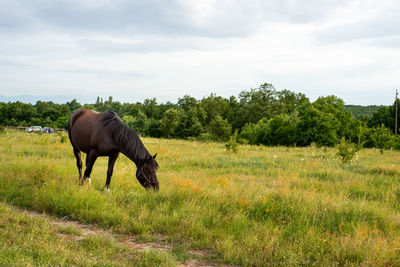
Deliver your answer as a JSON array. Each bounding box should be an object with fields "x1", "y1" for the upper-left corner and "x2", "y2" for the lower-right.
[{"x1": 153, "y1": 153, "x2": 157, "y2": 159}]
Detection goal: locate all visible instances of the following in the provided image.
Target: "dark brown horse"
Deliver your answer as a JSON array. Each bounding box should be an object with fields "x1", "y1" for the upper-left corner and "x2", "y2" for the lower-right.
[{"x1": 68, "y1": 109, "x2": 159, "y2": 191}]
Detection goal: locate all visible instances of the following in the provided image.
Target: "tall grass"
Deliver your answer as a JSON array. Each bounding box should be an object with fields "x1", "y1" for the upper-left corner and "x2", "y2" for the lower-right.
[
  {"x1": 1, "y1": 130, "x2": 400, "y2": 265},
  {"x1": 0, "y1": 202, "x2": 176, "y2": 266}
]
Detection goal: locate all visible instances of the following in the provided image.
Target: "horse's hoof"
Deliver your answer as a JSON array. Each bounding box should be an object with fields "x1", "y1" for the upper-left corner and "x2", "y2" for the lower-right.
[
  {"x1": 86, "y1": 178, "x2": 92, "y2": 185},
  {"x1": 104, "y1": 187, "x2": 110, "y2": 193},
  {"x1": 79, "y1": 178, "x2": 84, "y2": 185}
]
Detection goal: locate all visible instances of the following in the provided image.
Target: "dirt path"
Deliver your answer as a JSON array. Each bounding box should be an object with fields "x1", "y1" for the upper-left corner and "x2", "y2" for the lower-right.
[{"x1": 12, "y1": 206, "x2": 232, "y2": 267}]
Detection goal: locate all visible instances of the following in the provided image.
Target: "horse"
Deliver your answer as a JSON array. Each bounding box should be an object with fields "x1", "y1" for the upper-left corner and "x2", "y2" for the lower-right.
[{"x1": 67, "y1": 109, "x2": 159, "y2": 191}]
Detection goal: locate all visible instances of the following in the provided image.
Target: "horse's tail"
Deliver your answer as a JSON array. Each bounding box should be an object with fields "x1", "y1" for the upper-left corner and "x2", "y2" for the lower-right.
[{"x1": 67, "y1": 109, "x2": 86, "y2": 148}]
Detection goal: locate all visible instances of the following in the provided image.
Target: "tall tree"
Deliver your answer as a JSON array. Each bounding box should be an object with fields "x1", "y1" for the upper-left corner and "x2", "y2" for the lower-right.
[{"x1": 160, "y1": 108, "x2": 181, "y2": 138}]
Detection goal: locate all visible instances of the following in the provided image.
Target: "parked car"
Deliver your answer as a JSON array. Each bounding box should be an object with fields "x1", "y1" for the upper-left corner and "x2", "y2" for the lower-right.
[
  {"x1": 25, "y1": 126, "x2": 42, "y2": 133},
  {"x1": 42, "y1": 127, "x2": 55, "y2": 134}
]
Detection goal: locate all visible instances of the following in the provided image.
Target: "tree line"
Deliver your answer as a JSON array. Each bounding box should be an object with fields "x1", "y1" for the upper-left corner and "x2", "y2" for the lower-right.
[{"x1": 0, "y1": 83, "x2": 398, "y2": 149}]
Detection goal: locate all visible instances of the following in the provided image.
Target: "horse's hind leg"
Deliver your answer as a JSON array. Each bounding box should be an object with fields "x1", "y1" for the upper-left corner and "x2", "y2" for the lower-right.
[
  {"x1": 73, "y1": 147, "x2": 83, "y2": 185},
  {"x1": 83, "y1": 150, "x2": 98, "y2": 185}
]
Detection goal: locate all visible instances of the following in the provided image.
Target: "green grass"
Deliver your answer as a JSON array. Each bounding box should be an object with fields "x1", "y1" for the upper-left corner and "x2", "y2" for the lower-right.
[
  {"x1": 1, "y1": 130, "x2": 400, "y2": 265},
  {"x1": 0, "y1": 202, "x2": 176, "y2": 266}
]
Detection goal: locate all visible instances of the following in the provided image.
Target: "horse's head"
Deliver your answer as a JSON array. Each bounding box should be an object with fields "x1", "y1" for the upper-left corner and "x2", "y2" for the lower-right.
[{"x1": 136, "y1": 153, "x2": 159, "y2": 191}]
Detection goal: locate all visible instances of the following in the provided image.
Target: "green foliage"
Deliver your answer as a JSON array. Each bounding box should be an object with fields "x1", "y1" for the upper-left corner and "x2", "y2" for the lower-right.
[
  {"x1": 337, "y1": 137, "x2": 361, "y2": 163},
  {"x1": 0, "y1": 126, "x2": 5, "y2": 134},
  {"x1": 0, "y1": 83, "x2": 397, "y2": 150},
  {"x1": 122, "y1": 111, "x2": 149, "y2": 136},
  {"x1": 369, "y1": 124, "x2": 395, "y2": 150},
  {"x1": 160, "y1": 108, "x2": 181, "y2": 138},
  {"x1": 367, "y1": 101, "x2": 399, "y2": 135},
  {"x1": 296, "y1": 102, "x2": 339, "y2": 147},
  {"x1": 66, "y1": 99, "x2": 81, "y2": 112},
  {"x1": 147, "y1": 118, "x2": 162, "y2": 138},
  {"x1": 200, "y1": 93, "x2": 229, "y2": 124},
  {"x1": 225, "y1": 130, "x2": 239, "y2": 153},
  {"x1": 143, "y1": 98, "x2": 159, "y2": 118},
  {"x1": 196, "y1": 132, "x2": 212, "y2": 142},
  {"x1": 233, "y1": 83, "x2": 309, "y2": 129},
  {"x1": 209, "y1": 115, "x2": 232, "y2": 141},
  {"x1": 345, "y1": 105, "x2": 382, "y2": 119},
  {"x1": 57, "y1": 131, "x2": 67, "y2": 143},
  {"x1": 238, "y1": 123, "x2": 258, "y2": 144},
  {"x1": 260, "y1": 114, "x2": 298, "y2": 146}
]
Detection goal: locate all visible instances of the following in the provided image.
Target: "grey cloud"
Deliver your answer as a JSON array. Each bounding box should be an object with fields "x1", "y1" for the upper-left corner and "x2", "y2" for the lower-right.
[
  {"x1": 366, "y1": 35, "x2": 400, "y2": 49},
  {"x1": 262, "y1": 0, "x2": 348, "y2": 23},
  {"x1": 76, "y1": 36, "x2": 220, "y2": 53},
  {"x1": 1, "y1": 0, "x2": 350, "y2": 39},
  {"x1": 0, "y1": 58, "x2": 38, "y2": 68},
  {"x1": 0, "y1": 1, "x2": 38, "y2": 32},
  {"x1": 313, "y1": 7, "x2": 400, "y2": 45},
  {"x1": 59, "y1": 68, "x2": 150, "y2": 78}
]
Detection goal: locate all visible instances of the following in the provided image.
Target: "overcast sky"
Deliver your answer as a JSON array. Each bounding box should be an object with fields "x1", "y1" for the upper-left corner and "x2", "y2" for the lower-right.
[{"x1": 1, "y1": 0, "x2": 399, "y2": 105}]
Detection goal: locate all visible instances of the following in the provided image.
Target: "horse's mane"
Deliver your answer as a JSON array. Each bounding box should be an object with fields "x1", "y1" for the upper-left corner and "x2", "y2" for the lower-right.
[{"x1": 100, "y1": 110, "x2": 151, "y2": 165}]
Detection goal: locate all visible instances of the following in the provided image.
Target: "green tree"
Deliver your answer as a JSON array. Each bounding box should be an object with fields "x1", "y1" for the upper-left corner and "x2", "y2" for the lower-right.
[
  {"x1": 122, "y1": 110, "x2": 149, "y2": 136},
  {"x1": 260, "y1": 114, "x2": 298, "y2": 146},
  {"x1": 208, "y1": 115, "x2": 232, "y2": 141},
  {"x1": 94, "y1": 96, "x2": 104, "y2": 111},
  {"x1": 143, "y1": 98, "x2": 158, "y2": 119},
  {"x1": 132, "y1": 110, "x2": 149, "y2": 136},
  {"x1": 147, "y1": 118, "x2": 162, "y2": 138},
  {"x1": 200, "y1": 93, "x2": 229, "y2": 124},
  {"x1": 238, "y1": 122, "x2": 258, "y2": 144},
  {"x1": 175, "y1": 95, "x2": 205, "y2": 138},
  {"x1": 160, "y1": 108, "x2": 181, "y2": 138},
  {"x1": 66, "y1": 99, "x2": 81, "y2": 112},
  {"x1": 122, "y1": 115, "x2": 135, "y2": 129},
  {"x1": 233, "y1": 83, "x2": 309, "y2": 130},
  {"x1": 313, "y1": 95, "x2": 354, "y2": 139},
  {"x1": 296, "y1": 105, "x2": 339, "y2": 147},
  {"x1": 368, "y1": 103, "x2": 398, "y2": 135},
  {"x1": 368, "y1": 124, "x2": 395, "y2": 150}
]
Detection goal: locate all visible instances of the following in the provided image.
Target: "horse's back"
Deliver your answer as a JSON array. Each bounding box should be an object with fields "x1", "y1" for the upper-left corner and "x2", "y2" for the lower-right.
[{"x1": 68, "y1": 109, "x2": 100, "y2": 153}]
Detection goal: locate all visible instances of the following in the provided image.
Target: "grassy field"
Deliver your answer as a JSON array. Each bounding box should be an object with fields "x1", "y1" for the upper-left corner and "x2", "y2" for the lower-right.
[
  {"x1": 0, "y1": 202, "x2": 175, "y2": 266},
  {"x1": 1, "y1": 130, "x2": 400, "y2": 266}
]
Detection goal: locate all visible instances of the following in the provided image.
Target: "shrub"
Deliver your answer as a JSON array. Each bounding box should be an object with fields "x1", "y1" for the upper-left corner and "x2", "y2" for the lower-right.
[
  {"x1": 225, "y1": 130, "x2": 239, "y2": 153},
  {"x1": 0, "y1": 126, "x2": 5, "y2": 134},
  {"x1": 238, "y1": 123, "x2": 258, "y2": 145},
  {"x1": 196, "y1": 133, "x2": 212, "y2": 143},
  {"x1": 58, "y1": 131, "x2": 67, "y2": 143},
  {"x1": 337, "y1": 137, "x2": 361, "y2": 164},
  {"x1": 370, "y1": 124, "x2": 395, "y2": 150}
]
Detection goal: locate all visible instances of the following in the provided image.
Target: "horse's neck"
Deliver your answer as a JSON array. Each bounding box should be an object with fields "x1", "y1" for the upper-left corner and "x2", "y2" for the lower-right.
[{"x1": 118, "y1": 141, "x2": 149, "y2": 167}]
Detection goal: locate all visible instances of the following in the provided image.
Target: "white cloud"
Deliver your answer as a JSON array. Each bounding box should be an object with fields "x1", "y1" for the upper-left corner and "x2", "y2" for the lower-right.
[{"x1": 0, "y1": 0, "x2": 399, "y2": 105}]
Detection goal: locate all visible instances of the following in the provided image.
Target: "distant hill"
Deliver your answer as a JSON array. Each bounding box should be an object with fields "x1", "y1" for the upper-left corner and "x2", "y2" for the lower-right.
[
  {"x1": 0, "y1": 95, "x2": 97, "y2": 104},
  {"x1": 345, "y1": 105, "x2": 385, "y2": 119}
]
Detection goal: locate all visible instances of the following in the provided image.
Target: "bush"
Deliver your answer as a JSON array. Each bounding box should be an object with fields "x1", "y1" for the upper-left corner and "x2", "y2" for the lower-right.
[
  {"x1": 337, "y1": 137, "x2": 361, "y2": 164},
  {"x1": 57, "y1": 131, "x2": 67, "y2": 143},
  {"x1": 225, "y1": 130, "x2": 239, "y2": 153},
  {"x1": 368, "y1": 124, "x2": 395, "y2": 150},
  {"x1": 0, "y1": 126, "x2": 5, "y2": 134},
  {"x1": 238, "y1": 123, "x2": 258, "y2": 145},
  {"x1": 196, "y1": 133, "x2": 212, "y2": 143}
]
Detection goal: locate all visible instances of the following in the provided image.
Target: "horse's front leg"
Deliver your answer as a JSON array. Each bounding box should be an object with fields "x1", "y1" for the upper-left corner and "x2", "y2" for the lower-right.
[
  {"x1": 73, "y1": 147, "x2": 83, "y2": 185},
  {"x1": 83, "y1": 150, "x2": 98, "y2": 185},
  {"x1": 105, "y1": 152, "x2": 119, "y2": 191}
]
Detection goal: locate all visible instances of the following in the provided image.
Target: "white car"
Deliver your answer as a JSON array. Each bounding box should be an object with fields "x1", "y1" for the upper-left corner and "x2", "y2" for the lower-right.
[{"x1": 25, "y1": 126, "x2": 42, "y2": 133}]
